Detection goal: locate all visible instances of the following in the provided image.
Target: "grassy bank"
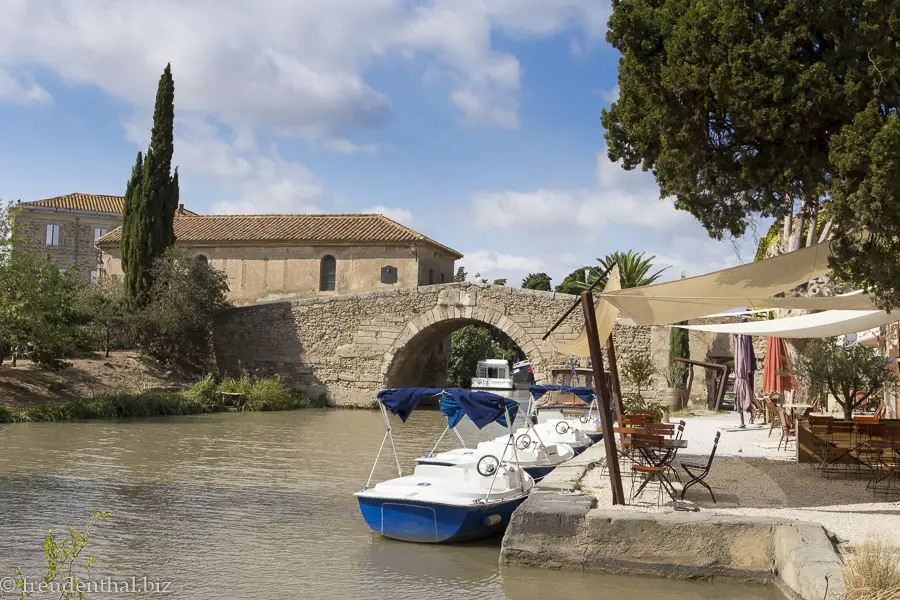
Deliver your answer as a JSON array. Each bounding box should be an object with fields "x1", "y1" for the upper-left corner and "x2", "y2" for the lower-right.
[{"x1": 0, "y1": 374, "x2": 328, "y2": 423}]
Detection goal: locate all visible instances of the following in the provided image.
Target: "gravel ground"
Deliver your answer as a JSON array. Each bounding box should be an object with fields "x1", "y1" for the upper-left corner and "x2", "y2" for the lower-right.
[{"x1": 582, "y1": 415, "x2": 900, "y2": 546}]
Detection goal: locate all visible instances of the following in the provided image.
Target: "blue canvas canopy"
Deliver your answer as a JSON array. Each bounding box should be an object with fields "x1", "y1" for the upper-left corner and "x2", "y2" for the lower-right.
[
  {"x1": 376, "y1": 388, "x2": 519, "y2": 430},
  {"x1": 528, "y1": 385, "x2": 595, "y2": 404}
]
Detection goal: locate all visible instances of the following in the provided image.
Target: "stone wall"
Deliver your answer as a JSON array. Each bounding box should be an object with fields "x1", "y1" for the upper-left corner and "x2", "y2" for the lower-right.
[
  {"x1": 14, "y1": 207, "x2": 121, "y2": 281},
  {"x1": 214, "y1": 283, "x2": 745, "y2": 408},
  {"x1": 101, "y1": 242, "x2": 458, "y2": 305}
]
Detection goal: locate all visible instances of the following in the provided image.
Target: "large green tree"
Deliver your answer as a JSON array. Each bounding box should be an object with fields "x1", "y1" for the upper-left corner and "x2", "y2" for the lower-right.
[
  {"x1": 122, "y1": 64, "x2": 180, "y2": 305},
  {"x1": 555, "y1": 268, "x2": 586, "y2": 295},
  {"x1": 521, "y1": 272, "x2": 552, "y2": 291},
  {"x1": 603, "y1": 1, "x2": 900, "y2": 307}
]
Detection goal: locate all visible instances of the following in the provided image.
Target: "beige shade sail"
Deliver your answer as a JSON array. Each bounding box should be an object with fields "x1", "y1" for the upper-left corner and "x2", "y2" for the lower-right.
[
  {"x1": 674, "y1": 309, "x2": 895, "y2": 339},
  {"x1": 599, "y1": 242, "x2": 878, "y2": 325},
  {"x1": 551, "y1": 265, "x2": 620, "y2": 357}
]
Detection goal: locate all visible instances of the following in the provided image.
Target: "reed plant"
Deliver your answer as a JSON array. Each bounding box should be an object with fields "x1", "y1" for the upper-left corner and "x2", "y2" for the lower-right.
[{"x1": 840, "y1": 537, "x2": 900, "y2": 600}]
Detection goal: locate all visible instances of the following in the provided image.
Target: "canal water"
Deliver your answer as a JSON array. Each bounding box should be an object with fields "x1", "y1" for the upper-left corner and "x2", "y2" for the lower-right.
[{"x1": 0, "y1": 407, "x2": 779, "y2": 599}]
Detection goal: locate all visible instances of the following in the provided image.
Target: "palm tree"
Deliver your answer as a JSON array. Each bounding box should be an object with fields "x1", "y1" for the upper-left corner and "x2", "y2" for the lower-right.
[{"x1": 579, "y1": 250, "x2": 669, "y2": 290}]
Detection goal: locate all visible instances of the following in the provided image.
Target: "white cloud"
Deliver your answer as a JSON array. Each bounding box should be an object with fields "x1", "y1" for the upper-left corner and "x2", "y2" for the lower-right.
[
  {"x1": 458, "y1": 250, "x2": 549, "y2": 283},
  {"x1": 0, "y1": 68, "x2": 51, "y2": 105},
  {"x1": 594, "y1": 84, "x2": 619, "y2": 104},
  {"x1": 467, "y1": 151, "x2": 759, "y2": 285},
  {"x1": 324, "y1": 138, "x2": 382, "y2": 155},
  {"x1": 0, "y1": 0, "x2": 609, "y2": 135},
  {"x1": 362, "y1": 205, "x2": 414, "y2": 225}
]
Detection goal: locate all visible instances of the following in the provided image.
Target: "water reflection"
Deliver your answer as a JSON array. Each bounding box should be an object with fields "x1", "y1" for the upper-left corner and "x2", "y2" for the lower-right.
[{"x1": 0, "y1": 409, "x2": 777, "y2": 600}]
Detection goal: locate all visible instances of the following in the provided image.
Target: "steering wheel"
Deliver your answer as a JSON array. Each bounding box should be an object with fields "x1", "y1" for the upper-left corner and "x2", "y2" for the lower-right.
[
  {"x1": 555, "y1": 421, "x2": 570, "y2": 434},
  {"x1": 515, "y1": 433, "x2": 532, "y2": 450},
  {"x1": 579, "y1": 416, "x2": 589, "y2": 424},
  {"x1": 477, "y1": 455, "x2": 500, "y2": 477}
]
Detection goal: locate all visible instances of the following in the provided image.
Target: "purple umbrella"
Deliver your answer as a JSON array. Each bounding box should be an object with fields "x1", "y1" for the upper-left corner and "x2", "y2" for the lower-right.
[{"x1": 733, "y1": 333, "x2": 757, "y2": 426}]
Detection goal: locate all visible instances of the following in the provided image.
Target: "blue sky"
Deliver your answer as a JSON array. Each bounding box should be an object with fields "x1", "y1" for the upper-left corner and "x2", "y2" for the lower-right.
[{"x1": 0, "y1": 1, "x2": 761, "y2": 286}]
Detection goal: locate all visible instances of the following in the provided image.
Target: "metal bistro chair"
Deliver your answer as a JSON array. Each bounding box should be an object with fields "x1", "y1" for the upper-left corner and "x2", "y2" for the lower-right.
[
  {"x1": 630, "y1": 435, "x2": 676, "y2": 507},
  {"x1": 807, "y1": 415, "x2": 833, "y2": 472},
  {"x1": 777, "y1": 409, "x2": 795, "y2": 451},
  {"x1": 680, "y1": 431, "x2": 721, "y2": 503}
]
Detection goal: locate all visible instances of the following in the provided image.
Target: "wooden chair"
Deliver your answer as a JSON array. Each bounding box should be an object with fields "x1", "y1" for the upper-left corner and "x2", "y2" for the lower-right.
[
  {"x1": 767, "y1": 395, "x2": 783, "y2": 437},
  {"x1": 631, "y1": 410, "x2": 658, "y2": 423},
  {"x1": 778, "y1": 409, "x2": 795, "y2": 451},
  {"x1": 680, "y1": 431, "x2": 721, "y2": 503}
]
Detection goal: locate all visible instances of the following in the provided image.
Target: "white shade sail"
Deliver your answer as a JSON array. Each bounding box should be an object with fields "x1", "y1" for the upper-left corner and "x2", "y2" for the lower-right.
[
  {"x1": 599, "y1": 242, "x2": 878, "y2": 325},
  {"x1": 674, "y1": 310, "x2": 896, "y2": 339}
]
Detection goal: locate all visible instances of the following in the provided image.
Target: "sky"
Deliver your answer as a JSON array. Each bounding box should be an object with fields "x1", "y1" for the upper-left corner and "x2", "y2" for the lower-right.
[{"x1": 0, "y1": 0, "x2": 764, "y2": 287}]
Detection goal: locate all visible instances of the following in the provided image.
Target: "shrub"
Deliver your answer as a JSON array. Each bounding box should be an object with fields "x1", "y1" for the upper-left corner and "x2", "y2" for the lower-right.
[
  {"x1": 183, "y1": 373, "x2": 219, "y2": 408},
  {"x1": 841, "y1": 538, "x2": 900, "y2": 600}
]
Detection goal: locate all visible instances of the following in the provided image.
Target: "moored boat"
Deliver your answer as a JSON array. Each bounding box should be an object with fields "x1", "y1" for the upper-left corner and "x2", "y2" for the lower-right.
[
  {"x1": 355, "y1": 388, "x2": 534, "y2": 544},
  {"x1": 529, "y1": 385, "x2": 604, "y2": 444},
  {"x1": 470, "y1": 359, "x2": 514, "y2": 390}
]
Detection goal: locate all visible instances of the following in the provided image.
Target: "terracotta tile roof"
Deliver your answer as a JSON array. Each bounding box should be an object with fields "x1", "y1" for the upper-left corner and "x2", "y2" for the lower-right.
[
  {"x1": 21, "y1": 193, "x2": 198, "y2": 216},
  {"x1": 97, "y1": 213, "x2": 463, "y2": 258}
]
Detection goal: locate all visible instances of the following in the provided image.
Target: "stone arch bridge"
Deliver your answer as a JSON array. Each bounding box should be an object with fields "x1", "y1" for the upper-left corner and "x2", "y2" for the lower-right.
[{"x1": 213, "y1": 283, "x2": 609, "y2": 406}]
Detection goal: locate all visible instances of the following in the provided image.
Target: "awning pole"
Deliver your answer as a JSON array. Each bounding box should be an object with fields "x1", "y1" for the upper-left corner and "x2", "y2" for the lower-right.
[{"x1": 582, "y1": 290, "x2": 625, "y2": 505}]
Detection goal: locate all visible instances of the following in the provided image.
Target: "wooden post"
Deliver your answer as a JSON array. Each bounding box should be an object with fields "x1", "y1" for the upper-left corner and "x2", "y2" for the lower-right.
[
  {"x1": 605, "y1": 337, "x2": 624, "y2": 422},
  {"x1": 582, "y1": 291, "x2": 625, "y2": 505}
]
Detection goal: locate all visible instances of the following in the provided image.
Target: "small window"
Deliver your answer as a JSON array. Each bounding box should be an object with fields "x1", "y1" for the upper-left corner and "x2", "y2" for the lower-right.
[
  {"x1": 196, "y1": 255, "x2": 209, "y2": 266},
  {"x1": 320, "y1": 255, "x2": 336, "y2": 291},
  {"x1": 90, "y1": 271, "x2": 98, "y2": 284},
  {"x1": 45, "y1": 224, "x2": 60, "y2": 246},
  {"x1": 428, "y1": 269, "x2": 434, "y2": 284},
  {"x1": 381, "y1": 265, "x2": 398, "y2": 284},
  {"x1": 93, "y1": 228, "x2": 107, "y2": 241},
  {"x1": 440, "y1": 272, "x2": 445, "y2": 283}
]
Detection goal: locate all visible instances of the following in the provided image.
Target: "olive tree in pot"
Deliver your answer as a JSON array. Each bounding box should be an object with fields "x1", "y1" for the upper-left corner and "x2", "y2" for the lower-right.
[
  {"x1": 620, "y1": 354, "x2": 663, "y2": 423},
  {"x1": 795, "y1": 339, "x2": 895, "y2": 420},
  {"x1": 663, "y1": 323, "x2": 690, "y2": 411}
]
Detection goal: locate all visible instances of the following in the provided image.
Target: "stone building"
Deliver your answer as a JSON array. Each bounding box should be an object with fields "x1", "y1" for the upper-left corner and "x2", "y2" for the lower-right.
[
  {"x1": 97, "y1": 213, "x2": 462, "y2": 305},
  {"x1": 13, "y1": 193, "x2": 195, "y2": 281}
]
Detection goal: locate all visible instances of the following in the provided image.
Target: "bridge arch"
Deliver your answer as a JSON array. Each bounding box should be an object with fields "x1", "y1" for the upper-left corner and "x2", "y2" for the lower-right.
[{"x1": 381, "y1": 304, "x2": 547, "y2": 388}]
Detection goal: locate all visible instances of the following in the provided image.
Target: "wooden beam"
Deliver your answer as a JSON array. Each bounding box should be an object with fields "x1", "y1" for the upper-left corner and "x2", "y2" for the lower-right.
[
  {"x1": 582, "y1": 291, "x2": 625, "y2": 505},
  {"x1": 605, "y1": 336, "x2": 624, "y2": 421},
  {"x1": 714, "y1": 364, "x2": 731, "y2": 412}
]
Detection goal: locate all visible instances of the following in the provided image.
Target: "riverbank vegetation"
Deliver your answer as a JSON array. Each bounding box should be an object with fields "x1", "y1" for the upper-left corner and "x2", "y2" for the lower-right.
[
  {"x1": 0, "y1": 373, "x2": 325, "y2": 423},
  {"x1": 840, "y1": 537, "x2": 900, "y2": 600}
]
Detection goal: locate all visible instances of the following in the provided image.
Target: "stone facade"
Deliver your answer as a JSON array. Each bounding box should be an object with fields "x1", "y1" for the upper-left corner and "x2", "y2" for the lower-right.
[
  {"x1": 214, "y1": 282, "x2": 745, "y2": 407},
  {"x1": 100, "y1": 243, "x2": 457, "y2": 305},
  {"x1": 14, "y1": 206, "x2": 121, "y2": 281}
]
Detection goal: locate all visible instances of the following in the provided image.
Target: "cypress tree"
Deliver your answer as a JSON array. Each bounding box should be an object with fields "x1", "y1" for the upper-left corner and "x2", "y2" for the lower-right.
[{"x1": 120, "y1": 64, "x2": 179, "y2": 305}]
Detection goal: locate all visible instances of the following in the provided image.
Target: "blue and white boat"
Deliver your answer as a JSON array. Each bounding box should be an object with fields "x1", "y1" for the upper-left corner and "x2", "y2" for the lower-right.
[
  {"x1": 529, "y1": 385, "x2": 605, "y2": 444},
  {"x1": 355, "y1": 388, "x2": 534, "y2": 544},
  {"x1": 423, "y1": 437, "x2": 575, "y2": 483}
]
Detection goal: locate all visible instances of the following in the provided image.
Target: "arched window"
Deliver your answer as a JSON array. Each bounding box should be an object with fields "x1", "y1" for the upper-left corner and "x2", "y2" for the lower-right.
[
  {"x1": 428, "y1": 269, "x2": 434, "y2": 284},
  {"x1": 320, "y1": 255, "x2": 336, "y2": 291},
  {"x1": 196, "y1": 254, "x2": 209, "y2": 266}
]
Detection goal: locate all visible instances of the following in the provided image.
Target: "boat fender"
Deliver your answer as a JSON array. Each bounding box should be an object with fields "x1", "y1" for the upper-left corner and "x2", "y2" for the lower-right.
[
  {"x1": 476, "y1": 455, "x2": 499, "y2": 477},
  {"x1": 555, "y1": 421, "x2": 570, "y2": 434},
  {"x1": 483, "y1": 514, "x2": 502, "y2": 526}
]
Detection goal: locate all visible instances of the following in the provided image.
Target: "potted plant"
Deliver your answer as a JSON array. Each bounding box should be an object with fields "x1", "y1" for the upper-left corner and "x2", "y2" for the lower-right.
[
  {"x1": 661, "y1": 362, "x2": 686, "y2": 412},
  {"x1": 621, "y1": 354, "x2": 664, "y2": 422}
]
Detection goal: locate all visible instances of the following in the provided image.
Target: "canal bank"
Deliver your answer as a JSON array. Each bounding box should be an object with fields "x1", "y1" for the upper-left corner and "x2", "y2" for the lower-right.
[{"x1": 500, "y1": 443, "x2": 846, "y2": 600}]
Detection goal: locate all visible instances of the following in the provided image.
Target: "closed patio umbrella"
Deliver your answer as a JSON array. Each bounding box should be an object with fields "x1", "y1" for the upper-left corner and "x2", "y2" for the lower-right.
[
  {"x1": 733, "y1": 333, "x2": 757, "y2": 427},
  {"x1": 762, "y1": 337, "x2": 796, "y2": 394}
]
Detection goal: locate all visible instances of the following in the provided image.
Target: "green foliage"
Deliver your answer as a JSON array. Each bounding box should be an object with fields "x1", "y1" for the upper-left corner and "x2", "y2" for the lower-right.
[
  {"x1": 795, "y1": 339, "x2": 896, "y2": 420},
  {"x1": 620, "y1": 354, "x2": 656, "y2": 401},
  {"x1": 521, "y1": 272, "x2": 552, "y2": 291},
  {"x1": 182, "y1": 373, "x2": 218, "y2": 405},
  {"x1": 218, "y1": 372, "x2": 324, "y2": 411},
  {"x1": 131, "y1": 248, "x2": 230, "y2": 368},
  {"x1": 121, "y1": 64, "x2": 179, "y2": 305},
  {"x1": 583, "y1": 251, "x2": 668, "y2": 290},
  {"x1": 447, "y1": 324, "x2": 522, "y2": 388},
  {"x1": 454, "y1": 267, "x2": 467, "y2": 282},
  {"x1": 555, "y1": 268, "x2": 586, "y2": 295},
  {"x1": 603, "y1": 1, "x2": 900, "y2": 308},
  {"x1": 0, "y1": 202, "x2": 89, "y2": 368},
  {"x1": 492, "y1": 278, "x2": 507, "y2": 286},
  {"x1": 78, "y1": 275, "x2": 131, "y2": 357},
  {"x1": 754, "y1": 222, "x2": 781, "y2": 262},
  {"x1": 0, "y1": 509, "x2": 110, "y2": 599},
  {"x1": 666, "y1": 324, "x2": 690, "y2": 387},
  {"x1": 622, "y1": 395, "x2": 663, "y2": 424}
]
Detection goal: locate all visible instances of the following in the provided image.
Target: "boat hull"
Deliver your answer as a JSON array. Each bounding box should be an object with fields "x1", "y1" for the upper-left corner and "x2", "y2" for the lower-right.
[
  {"x1": 357, "y1": 495, "x2": 527, "y2": 543},
  {"x1": 523, "y1": 465, "x2": 556, "y2": 482},
  {"x1": 585, "y1": 431, "x2": 604, "y2": 444}
]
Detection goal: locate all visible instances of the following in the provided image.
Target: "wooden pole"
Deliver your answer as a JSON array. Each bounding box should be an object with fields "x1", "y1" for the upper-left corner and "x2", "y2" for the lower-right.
[
  {"x1": 541, "y1": 262, "x2": 616, "y2": 342},
  {"x1": 582, "y1": 291, "x2": 625, "y2": 505},
  {"x1": 605, "y1": 336, "x2": 624, "y2": 422}
]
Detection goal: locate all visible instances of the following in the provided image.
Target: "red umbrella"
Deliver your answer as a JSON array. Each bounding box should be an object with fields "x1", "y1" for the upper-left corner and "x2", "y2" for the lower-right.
[{"x1": 763, "y1": 337, "x2": 796, "y2": 393}]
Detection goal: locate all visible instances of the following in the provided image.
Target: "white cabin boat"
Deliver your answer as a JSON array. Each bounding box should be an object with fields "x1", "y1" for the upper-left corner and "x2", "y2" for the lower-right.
[{"x1": 471, "y1": 359, "x2": 513, "y2": 390}]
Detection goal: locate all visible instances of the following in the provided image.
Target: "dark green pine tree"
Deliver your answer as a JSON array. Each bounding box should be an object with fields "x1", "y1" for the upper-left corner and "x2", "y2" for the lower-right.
[{"x1": 121, "y1": 64, "x2": 179, "y2": 305}]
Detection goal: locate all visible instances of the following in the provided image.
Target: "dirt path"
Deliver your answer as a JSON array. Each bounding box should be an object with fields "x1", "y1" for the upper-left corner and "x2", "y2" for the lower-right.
[{"x1": 0, "y1": 351, "x2": 194, "y2": 407}]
